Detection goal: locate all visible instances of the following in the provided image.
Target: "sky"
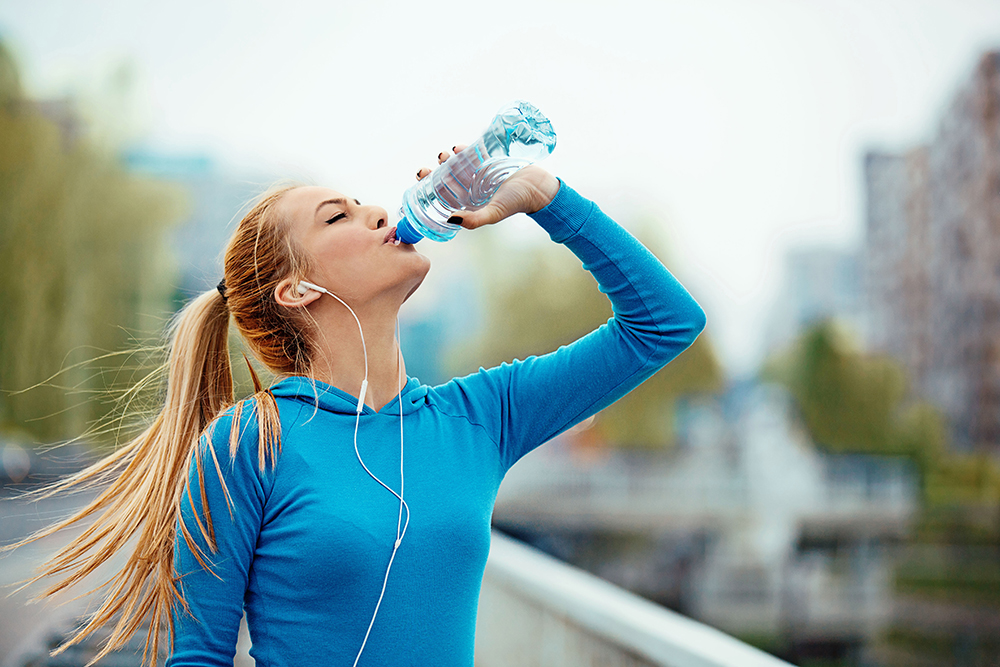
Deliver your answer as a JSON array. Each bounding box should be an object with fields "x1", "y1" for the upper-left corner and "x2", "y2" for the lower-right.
[{"x1": 3, "y1": 0, "x2": 1000, "y2": 375}]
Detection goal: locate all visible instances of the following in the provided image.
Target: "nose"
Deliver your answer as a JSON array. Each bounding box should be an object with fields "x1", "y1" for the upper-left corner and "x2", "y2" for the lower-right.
[{"x1": 365, "y1": 204, "x2": 389, "y2": 230}]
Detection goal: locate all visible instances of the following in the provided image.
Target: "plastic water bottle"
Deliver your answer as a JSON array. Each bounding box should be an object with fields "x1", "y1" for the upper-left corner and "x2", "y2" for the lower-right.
[{"x1": 395, "y1": 100, "x2": 557, "y2": 244}]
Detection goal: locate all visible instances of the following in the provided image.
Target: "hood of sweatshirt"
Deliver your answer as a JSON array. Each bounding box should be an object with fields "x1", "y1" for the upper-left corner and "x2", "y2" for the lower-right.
[{"x1": 269, "y1": 375, "x2": 429, "y2": 416}]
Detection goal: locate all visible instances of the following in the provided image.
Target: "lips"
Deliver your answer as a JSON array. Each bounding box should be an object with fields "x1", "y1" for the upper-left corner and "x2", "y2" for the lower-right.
[{"x1": 384, "y1": 227, "x2": 398, "y2": 245}]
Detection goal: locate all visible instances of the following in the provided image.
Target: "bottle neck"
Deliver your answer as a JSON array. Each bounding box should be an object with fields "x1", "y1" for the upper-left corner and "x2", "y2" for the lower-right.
[{"x1": 395, "y1": 214, "x2": 424, "y2": 244}]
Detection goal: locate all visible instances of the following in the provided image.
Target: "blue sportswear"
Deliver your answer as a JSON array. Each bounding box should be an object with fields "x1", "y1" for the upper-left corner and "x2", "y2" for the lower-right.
[{"x1": 168, "y1": 180, "x2": 707, "y2": 666}]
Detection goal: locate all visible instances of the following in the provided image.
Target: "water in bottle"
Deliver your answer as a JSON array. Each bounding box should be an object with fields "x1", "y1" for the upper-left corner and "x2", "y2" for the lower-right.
[{"x1": 395, "y1": 100, "x2": 557, "y2": 244}]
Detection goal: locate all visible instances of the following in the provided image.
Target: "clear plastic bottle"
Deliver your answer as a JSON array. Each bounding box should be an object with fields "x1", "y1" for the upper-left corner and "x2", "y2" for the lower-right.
[{"x1": 395, "y1": 100, "x2": 557, "y2": 244}]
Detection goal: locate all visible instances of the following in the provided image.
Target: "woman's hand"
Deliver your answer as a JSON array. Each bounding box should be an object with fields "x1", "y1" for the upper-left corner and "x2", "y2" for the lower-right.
[{"x1": 416, "y1": 145, "x2": 560, "y2": 230}]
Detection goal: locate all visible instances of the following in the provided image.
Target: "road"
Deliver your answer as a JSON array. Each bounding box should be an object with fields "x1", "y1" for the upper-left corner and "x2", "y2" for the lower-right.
[
  {"x1": 0, "y1": 488, "x2": 104, "y2": 666},
  {"x1": 0, "y1": 488, "x2": 254, "y2": 667}
]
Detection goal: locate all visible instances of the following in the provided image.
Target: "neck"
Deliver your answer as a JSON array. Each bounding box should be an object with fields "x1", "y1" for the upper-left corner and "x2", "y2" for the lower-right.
[{"x1": 306, "y1": 298, "x2": 406, "y2": 412}]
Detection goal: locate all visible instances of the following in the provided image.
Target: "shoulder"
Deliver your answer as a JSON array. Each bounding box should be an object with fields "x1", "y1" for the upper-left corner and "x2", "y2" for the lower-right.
[
  {"x1": 200, "y1": 393, "x2": 288, "y2": 474},
  {"x1": 203, "y1": 399, "x2": 258, "y2": 451},
  {"x1": 430, "y1": 366, "x2": 505, "y2": 407},
  {"x1": 426, "y1": 364, "x2": 528, "y2": 431}
]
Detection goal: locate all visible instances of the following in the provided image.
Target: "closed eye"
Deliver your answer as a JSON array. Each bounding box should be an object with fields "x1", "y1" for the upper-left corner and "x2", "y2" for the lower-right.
[{"x1": 325, "y1": 212, "x2": 346, "y2": 224}]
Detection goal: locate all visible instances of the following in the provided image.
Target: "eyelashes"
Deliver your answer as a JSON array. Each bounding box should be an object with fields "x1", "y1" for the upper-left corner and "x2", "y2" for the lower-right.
[{"x1": 323, "y1": 200, "x2": 360, "y2": 224}]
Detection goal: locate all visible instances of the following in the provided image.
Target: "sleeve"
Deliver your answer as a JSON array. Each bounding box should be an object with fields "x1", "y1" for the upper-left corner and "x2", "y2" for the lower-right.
[
  {"x1": 167, "y1": 406, "x2": 268, "y2": 667},
  {"x1": 438, "y1": 179, "x2": 707, "y2": 473}
]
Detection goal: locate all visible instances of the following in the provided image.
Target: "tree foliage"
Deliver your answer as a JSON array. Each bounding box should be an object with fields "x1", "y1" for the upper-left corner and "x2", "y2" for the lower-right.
[
  {"x1": 762, "y1": 319, "x2": 1000, "y2": 524},
  {"x1": 762, "y1": 320, "x2": 946, "y2": 462},
  {"x1": 764, "y1": 321, "x2": 909, "y2": 452},
  {"x1": 0, "y1": 43, "x2": 185, "y2": 443},
  {"x1": 453, "y1": 226, "x2": 722, "y2": 449}
]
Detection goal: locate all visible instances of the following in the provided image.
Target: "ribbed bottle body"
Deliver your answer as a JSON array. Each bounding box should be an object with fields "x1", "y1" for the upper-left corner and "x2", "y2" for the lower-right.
[{"x1": 396, "y1": 101, "x2": 556, "y2": 244}]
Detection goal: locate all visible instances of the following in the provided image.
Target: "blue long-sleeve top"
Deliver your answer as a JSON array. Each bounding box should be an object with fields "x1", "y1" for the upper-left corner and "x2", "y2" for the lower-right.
[{"x1": 168, "y1": 180, "x2": 706, "y2": 666}]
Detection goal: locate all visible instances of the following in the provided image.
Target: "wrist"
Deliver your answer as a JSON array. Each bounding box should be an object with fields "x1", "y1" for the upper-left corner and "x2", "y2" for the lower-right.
[{"x1": 528, "y1": 173, "x2": 562, "y2": 214}]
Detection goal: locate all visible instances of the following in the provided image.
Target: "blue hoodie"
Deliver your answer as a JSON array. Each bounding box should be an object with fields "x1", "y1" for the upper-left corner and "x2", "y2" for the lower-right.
[{"x1": 168, "y1": 180, "x2": 706, "y2": 667}]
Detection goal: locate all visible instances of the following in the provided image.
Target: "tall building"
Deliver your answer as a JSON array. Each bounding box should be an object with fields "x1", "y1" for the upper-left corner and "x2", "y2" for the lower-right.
[
  {"x1": 765, "y1": 246, "x2": 862, "y2": 355},
  {"x1": 865, "y1": 51, "x2": 1000, "y2": 451}
]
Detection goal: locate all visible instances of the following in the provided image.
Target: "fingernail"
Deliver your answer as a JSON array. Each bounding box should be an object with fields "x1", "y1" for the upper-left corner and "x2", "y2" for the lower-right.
[
  {"x1": 438, "y1": 152, "x2": 446, "y2": 160},
  {"x1": 452, "y1": 145, "x2": 458, "y2": 153},
  {"x1": 447, "y1": 215, "x2": 463, "y2": 225},
  {"x1": 416, "y1": 169, "x2": 422, "y2": 178}
]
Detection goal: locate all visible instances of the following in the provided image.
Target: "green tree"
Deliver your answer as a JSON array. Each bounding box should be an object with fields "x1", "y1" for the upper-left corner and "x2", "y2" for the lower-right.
[
  {"x1": 0, "y1": 43, "x2": 185, "y2": 444},
  {"x1": 764, "y1": 324, "x2": 1000, "y2": 623},
  {"x1": 761, "y1": 320, "x2": 1000, "y2": 514},
  {"x1": 761, "y1": 320, "x2": 949, "y2": 463},
  {"x1": 763, "y1": 320, "x2": 909, "y2": 453},
  {"x1": 451, "y1": 225, "x2": 722, "y2": 449}
]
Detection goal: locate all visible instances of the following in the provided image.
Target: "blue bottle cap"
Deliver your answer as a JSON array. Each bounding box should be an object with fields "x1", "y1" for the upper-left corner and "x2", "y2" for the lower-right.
[{"x1": 395, "y1": 216, "x2": 423, "y2": 244}]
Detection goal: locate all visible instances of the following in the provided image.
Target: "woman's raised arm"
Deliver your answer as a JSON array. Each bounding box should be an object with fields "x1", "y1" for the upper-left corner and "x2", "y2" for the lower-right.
[{"x1": 434, "y1": 176, "x2": 706, "y2": 473}]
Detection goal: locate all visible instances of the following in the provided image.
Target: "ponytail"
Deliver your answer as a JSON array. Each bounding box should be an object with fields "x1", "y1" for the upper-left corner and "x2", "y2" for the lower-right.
[
  {"x1": 7, "y1": 183, "x2": 300, "y2": 667},
  {"x1": 6, "y1": 288, "x2": 278, "y2": 667}
]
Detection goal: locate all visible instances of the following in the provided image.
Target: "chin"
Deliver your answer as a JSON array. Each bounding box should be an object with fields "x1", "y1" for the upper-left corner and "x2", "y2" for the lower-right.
[{"x1": 402, "y1": 262, "x2": 430, "y2": 303}]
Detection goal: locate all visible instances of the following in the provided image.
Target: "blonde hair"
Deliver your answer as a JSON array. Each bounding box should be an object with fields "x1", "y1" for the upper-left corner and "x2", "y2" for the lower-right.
[{"x1": 6, "y1": 184, "x2": 311, "y2": 666}]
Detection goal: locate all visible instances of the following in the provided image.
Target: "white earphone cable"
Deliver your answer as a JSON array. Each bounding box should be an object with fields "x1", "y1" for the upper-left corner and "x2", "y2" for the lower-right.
[
  {"x1": 396, "y1": 317, "x2": 405, "y2": 540},
  {"x1": 350, "y1": 317, "x2": 408, "y2": 667},
  {"x1": 298, "y1": 280, "x2": 408, "y2": 666}
]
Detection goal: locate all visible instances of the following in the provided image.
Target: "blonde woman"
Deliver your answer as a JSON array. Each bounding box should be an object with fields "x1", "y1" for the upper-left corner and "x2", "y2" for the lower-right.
[{"x1": 19, "y1": 152, "x2": 705, "y2": 666}]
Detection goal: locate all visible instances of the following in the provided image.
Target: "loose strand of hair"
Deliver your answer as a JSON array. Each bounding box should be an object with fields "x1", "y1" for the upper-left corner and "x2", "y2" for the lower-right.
[
  {"x1": 5, "y1": 290, "x2": 234, "y2": 667},
  {"x1": 10, "y1": 182, "x2": 303, "y2": 667}
]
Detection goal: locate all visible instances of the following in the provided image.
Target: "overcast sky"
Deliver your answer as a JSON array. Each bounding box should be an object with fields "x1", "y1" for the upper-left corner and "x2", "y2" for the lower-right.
[{"x1": 3, "y1": 0, "x2": 1000, "y2": 375}]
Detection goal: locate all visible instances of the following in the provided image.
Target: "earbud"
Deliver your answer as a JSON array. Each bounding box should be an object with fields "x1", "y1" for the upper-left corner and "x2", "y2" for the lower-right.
[{"x1": 297, "y1": 280, "x2": 324, "y2": 296}]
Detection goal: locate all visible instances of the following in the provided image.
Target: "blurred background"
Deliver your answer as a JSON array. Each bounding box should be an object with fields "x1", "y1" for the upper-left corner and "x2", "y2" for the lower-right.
[{"x1": 2, "y1": 1, "x2": 1000, "y2": 666}]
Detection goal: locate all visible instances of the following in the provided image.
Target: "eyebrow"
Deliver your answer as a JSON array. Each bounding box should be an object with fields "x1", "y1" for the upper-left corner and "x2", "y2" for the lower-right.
[{"x1": 315, "y1": 197, "x2": 361, "y2": 215}]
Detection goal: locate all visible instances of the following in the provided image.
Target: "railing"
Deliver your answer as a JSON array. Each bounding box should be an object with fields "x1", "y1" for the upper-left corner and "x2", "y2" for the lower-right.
[
  {"x1": 476, "y1": 531, "x2": 796, "y2": 667},
  {"x1": 494, "y1": 444, "x2": 916, "y2": 534},
  {"x1": 4, "y1": 527, "x2": 794, "y2": 666}
]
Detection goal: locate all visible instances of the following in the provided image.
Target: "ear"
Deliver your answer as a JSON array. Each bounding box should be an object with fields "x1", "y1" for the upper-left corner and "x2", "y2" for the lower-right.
[{"x1": 274, "y1": 277, "x2": 321, "y2": 309}]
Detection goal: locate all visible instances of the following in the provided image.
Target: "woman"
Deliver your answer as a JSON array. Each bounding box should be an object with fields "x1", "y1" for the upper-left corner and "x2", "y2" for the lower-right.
[{"x1": 22, "y1": 150, "x2": 705, "y2": 666}]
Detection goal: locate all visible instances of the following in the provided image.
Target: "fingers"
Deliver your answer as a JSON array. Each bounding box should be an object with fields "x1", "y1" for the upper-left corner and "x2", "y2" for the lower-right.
[
  {"x1": 417, "y1": 145, "x2": 467, "y2": 180},
  {"x1": 448, "y1": 201, "x2": 509, "y2": 230},
  {"x1": 437, "y1": 144, "x2": 468, "y2": 164}
]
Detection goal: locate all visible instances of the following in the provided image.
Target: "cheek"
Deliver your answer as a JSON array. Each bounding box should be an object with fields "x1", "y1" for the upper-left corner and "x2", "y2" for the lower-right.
[
  {"x1": 311, "y1": 235, "x2": 367, "y2": 272},
  {"x1": 312, "y1": 240, "x2": 385, "y2": 294}
]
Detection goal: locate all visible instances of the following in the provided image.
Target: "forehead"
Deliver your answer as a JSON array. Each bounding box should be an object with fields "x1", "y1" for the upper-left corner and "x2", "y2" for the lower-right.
[{"x1": 280, "y1": 186, "x2": 350, "y2": 223}]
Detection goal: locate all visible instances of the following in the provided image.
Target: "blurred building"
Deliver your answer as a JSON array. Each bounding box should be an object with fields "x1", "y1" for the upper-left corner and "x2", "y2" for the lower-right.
[
  {"x1": 494, "y1": 383, "x2": 917, "y2": 663},
  {"x1": 121, "y1": 148, "x2": 272, "y2": 299},
  {"x1": 865, "y1": 50, "x2": 1000, "y2": 452},
  {"x1": 765, "y1": 246, "x2": 863, "y2": 355}
]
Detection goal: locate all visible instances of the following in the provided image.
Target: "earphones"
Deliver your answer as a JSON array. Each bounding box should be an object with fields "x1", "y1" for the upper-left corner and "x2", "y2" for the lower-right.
[
  {"x1": 296, "y1": 279, "x2": 410, "y2": 666},
  {"x1": 297, "y1": 280, "x2": 370, "y2": 409}
]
